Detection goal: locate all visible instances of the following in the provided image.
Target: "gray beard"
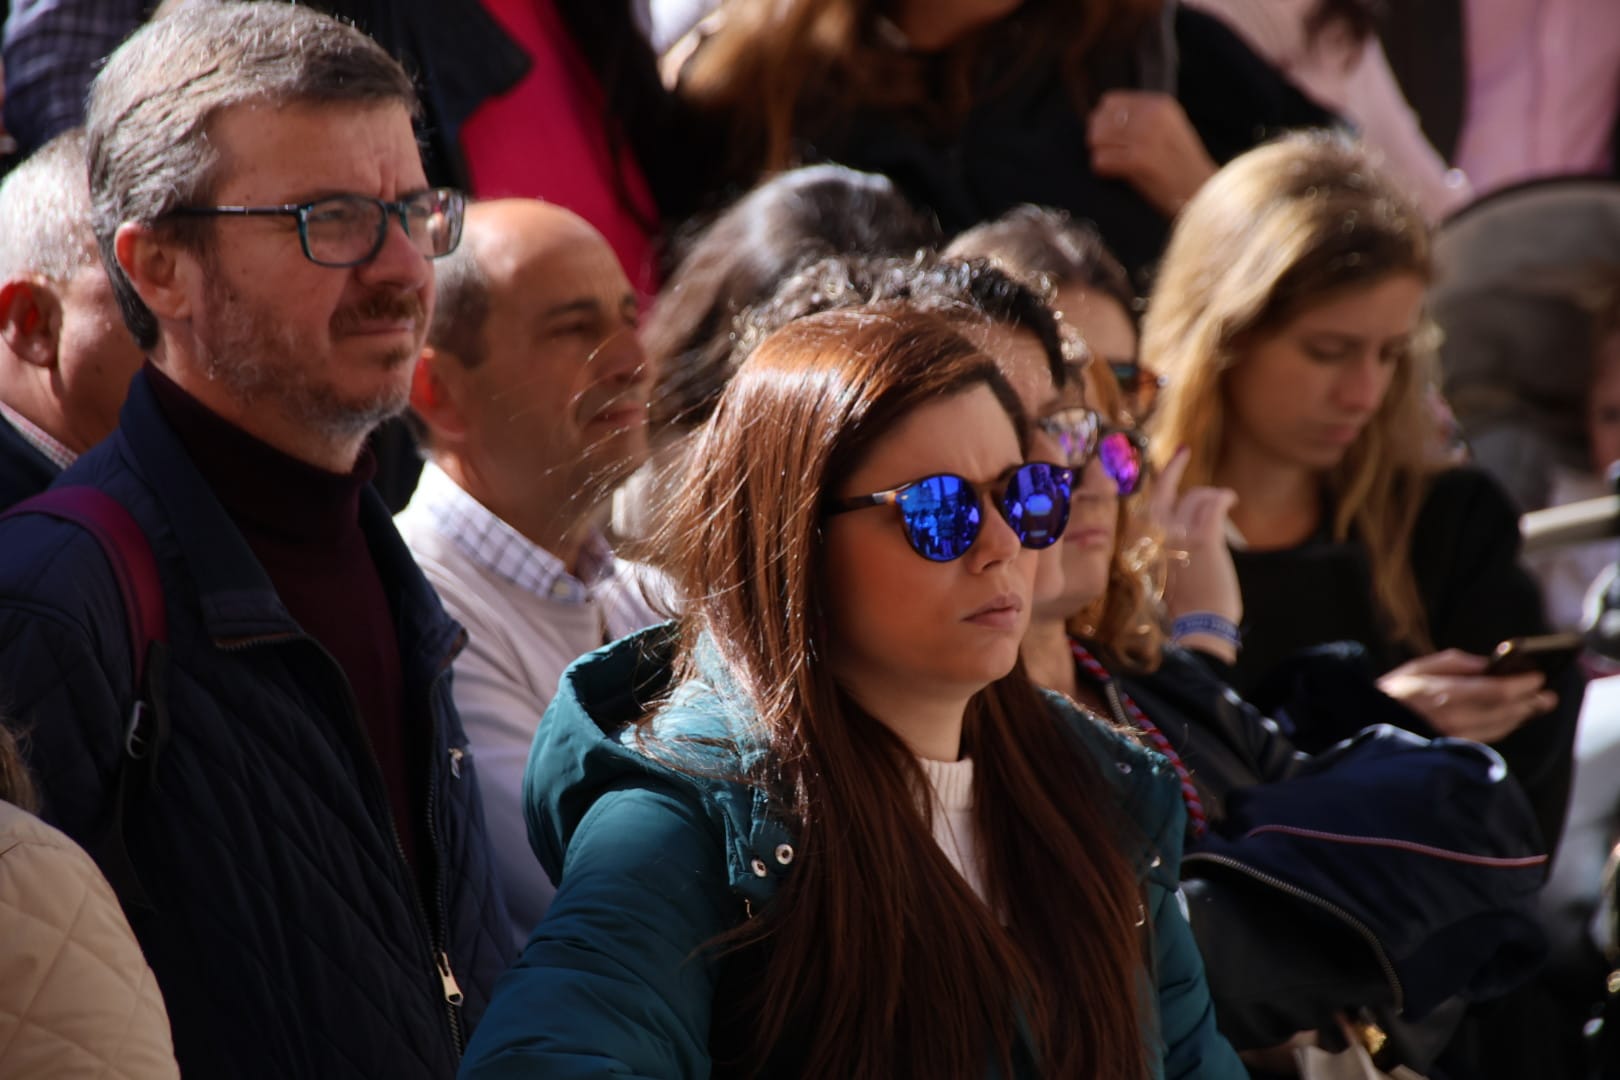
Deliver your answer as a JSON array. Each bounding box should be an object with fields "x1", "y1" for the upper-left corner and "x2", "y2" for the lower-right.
[{"x1": 196, "y1": 280, "x2": 413, "y2": 447}]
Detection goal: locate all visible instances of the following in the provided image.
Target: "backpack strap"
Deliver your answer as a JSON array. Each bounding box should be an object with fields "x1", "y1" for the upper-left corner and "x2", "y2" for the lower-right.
[{"x1": 0, "y1": 486, "x2": 170, "y2": 909}]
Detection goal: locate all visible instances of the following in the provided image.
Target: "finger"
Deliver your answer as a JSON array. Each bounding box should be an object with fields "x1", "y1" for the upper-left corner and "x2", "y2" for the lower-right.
[
  {"x1": 1182, "y1": 487, "x2": 1237, "y2": 530},
  {"x1": 1146, "y1": 446, "x2": 1189, "y2": 527},
  {"x1": 1439, "y1": 672, "x2": 1545, "y2": 709},
  {"x1": 1090, "y1": 144, "x2": 1134, "y2": 177},
  {"x1": 1475, "y1": 697, "x2": 1545, "y2": 742},
  {"x1": 1088, "y1": 96, "x2": 1140, "y2": 140},
  {"x1": 1400, "y1": 649, "x2": 1490, "y2": 676},
  {"x1": 1177, "y1": 490, "x2": 1227, "y2": 544},
  {"x1": 1098, "y1": 89, "x2": 1164, "y2": 111},
  {"x1": 1425, "y1": 696, "x2": 1529, "y2": 743}
]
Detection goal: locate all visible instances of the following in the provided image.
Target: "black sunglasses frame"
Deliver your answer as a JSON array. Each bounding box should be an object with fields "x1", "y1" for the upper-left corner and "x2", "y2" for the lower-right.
[
  {"x1": 826, "y1": 461, "x2": 1075, "y2": 562},
  {"x1": 1037, "y1": 407, "x2": 1151, "y2": 496}
]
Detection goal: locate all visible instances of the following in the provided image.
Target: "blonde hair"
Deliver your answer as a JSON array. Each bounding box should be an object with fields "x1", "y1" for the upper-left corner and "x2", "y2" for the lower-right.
[{"x1": 1143, "y1": 132, "x2": 1438, "y2": 652}]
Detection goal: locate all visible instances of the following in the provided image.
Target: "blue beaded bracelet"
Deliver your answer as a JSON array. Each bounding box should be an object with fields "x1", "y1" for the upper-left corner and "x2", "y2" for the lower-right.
[{"x1": 1171, "y1": 612, "x2": 1241, "y2": 648}]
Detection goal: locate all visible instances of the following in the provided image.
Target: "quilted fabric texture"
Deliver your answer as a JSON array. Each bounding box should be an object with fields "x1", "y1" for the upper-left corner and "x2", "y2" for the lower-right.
[
  {"x1": 0, "y1": 373, "x2": 513, "y2": 1077},
  {"x1": 0, "y1": 801, "x2": 178, "y2": 1078}
]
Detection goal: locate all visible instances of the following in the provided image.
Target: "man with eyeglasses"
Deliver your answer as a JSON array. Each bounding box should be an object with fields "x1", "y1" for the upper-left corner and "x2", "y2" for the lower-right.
[{"x1": 0, "y1": 5, "x2": 510, "y2": 1078}]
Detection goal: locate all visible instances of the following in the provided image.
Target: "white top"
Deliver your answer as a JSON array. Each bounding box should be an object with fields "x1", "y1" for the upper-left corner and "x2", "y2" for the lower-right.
[
  {"x1": 1525, "y1": 466, "x2": 1620, "y2": 634},
  {"x1": 397, "y1": 463, "x2": 666, "y2": 947},
  {"x1": 1185, "y1": 0, "x2": 1472, "y2": 219},
  {"x1": 916, "y1": 755, "x2": 988, "y2": 904}
]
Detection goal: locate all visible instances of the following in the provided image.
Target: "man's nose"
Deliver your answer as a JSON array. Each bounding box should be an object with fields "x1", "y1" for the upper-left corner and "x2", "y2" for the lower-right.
[
  {"x1": 357, "y1": 211, "x2": 432, "y2": 290},
  {"x1": 590, "y1": 327, "x2": 650, "y2": 387}
]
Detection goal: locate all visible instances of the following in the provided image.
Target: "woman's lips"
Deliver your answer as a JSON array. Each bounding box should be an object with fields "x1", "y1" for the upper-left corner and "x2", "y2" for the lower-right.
[
  {"x1": 587, "y1": 402, "x2": 647, "y2": 428},
  {"x1": 964, "y1": 593, "x2": 1025, "y2": 631}
]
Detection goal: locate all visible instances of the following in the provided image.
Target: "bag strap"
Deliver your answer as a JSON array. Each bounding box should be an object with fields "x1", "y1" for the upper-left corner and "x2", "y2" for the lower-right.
[{"x1": 0, "y1": 486, "x2": 170, "y2": 908}]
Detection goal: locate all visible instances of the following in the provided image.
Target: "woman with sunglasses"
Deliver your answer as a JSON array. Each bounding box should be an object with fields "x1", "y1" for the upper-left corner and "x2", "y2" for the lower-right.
[
  {"x1": 948, "y1": 204, "x2": 1164, "y2": 421},
  {"x1": 1021, "y1": 359, "x2": 1551, "y2": 1076},
  {"x1": 460, "y1": 308, "x2": 1244, "y2": 1079},
  {"x1": 1140, "y1": 133, "x2": 1579, "y2": 861}
]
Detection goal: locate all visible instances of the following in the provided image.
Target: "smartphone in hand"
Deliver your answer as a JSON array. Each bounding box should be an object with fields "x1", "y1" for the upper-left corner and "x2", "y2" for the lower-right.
[{"x1": 1484, "y1": 633, "x2": 1584, "y2": 680}]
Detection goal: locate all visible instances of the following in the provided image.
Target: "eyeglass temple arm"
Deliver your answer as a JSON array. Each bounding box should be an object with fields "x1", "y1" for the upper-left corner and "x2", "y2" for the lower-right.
[{"x1": 824, "y1": 492, "x2": 896, "y2": 517}]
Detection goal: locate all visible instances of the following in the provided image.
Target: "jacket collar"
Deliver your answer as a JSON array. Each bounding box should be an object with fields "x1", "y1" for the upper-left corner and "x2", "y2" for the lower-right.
[
  {"x1": 108, "y1": 369, "x2": 463, "y2": 668},
  {"x1": 535, "y1": 625, "x2": 1183, "y2": 909}
]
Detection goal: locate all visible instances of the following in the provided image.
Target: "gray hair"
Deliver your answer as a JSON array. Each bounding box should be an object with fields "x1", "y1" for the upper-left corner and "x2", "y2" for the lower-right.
[
  {"x1": 86, "y1": 1, "x2": 420, "y2": 350},
  {"x1": 427, "y1": 235, "x2": 492, "y2": 371},
  {"x1": 0, "y1": 129, "x2": 97, "y2": 283}
]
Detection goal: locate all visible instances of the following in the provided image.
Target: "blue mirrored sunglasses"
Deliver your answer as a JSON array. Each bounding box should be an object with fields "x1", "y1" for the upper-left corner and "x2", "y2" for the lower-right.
[
  {"x1": 826, "y1": 462, "x2": 1075, "y2": 562},
  {"x1": 1037, "y1": 407, "x2": 1149, "y2": 496}
]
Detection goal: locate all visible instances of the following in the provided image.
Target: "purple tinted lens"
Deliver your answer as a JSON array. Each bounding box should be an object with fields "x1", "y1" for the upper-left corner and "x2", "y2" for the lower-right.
[{"x1": 1099, "y1": 433, "x2": 1142, "y2": 495}]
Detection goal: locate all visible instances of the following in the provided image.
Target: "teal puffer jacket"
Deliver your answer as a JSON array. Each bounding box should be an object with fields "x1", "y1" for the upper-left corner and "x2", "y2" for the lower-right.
[{"x1": 460, "y1": 626, "x2": 1245, "y2": 1079}]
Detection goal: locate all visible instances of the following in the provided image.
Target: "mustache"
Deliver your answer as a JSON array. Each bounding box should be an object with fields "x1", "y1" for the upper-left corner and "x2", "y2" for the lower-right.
[{"x1": 330, "y1": 290, "x2": 427, "y2": 334}]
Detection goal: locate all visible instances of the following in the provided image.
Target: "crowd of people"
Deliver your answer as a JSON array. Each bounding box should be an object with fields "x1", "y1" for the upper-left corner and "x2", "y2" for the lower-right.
[{"x1": 0, "y1": 1, "x2": 1617, "y2": 1078}]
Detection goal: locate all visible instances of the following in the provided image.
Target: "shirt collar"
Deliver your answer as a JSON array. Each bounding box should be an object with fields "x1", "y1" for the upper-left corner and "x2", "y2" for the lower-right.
[
  {"x1": 0, "y1": 401, "x2": 76, "y2": 471},
  {"x1": 417, "y1": 462, "x2": 614, "y2": 606}
]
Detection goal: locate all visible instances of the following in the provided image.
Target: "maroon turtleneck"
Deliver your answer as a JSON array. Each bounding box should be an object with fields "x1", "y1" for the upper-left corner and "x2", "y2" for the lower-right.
[{"x1": 146, "y1": 364, "x2": 420, "y2": 873}]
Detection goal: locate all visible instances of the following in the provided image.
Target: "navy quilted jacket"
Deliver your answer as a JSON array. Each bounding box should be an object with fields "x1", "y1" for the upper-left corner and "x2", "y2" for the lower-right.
[{"x1": 0, "y1": 371, "x2": 512, "y2": 1077}]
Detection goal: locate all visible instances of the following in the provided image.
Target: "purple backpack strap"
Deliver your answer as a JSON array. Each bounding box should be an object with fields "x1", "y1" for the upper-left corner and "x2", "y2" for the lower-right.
[
  {"x1": 1, "y1": 486, "x2": 166, "y2": 690},
  {"x1": 0, "y1": 486, "x2": 169, "y2": 907}
]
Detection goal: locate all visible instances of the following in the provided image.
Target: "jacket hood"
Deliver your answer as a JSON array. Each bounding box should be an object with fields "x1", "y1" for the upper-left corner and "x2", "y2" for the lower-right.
[{"x1": 523, "y1": 623, "x2": 1186, "y2": 912}]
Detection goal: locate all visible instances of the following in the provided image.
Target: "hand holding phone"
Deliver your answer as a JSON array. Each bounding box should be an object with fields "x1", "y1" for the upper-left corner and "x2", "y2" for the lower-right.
[
  {"x1": 1484, "y1": 633, "x2": 1584, "y2": 680},
  {"x1": 1378, "y1": 648, "x2": 1560, "y2": 744}
]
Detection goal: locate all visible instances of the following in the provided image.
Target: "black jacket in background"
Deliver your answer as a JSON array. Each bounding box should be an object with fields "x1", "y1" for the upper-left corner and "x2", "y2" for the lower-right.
[
  {"x1": 808, "y1": 8, "x2": 1337, "y2": 287},
  {"x1": 0, "y1": 412, "x2": 60, "y2": 510},
  {"x1": 1230, "y1": 466, "x2": 1581, "y2": 871},
  {"x1": 1078, "y1": 641, "x2": 1549, "y2": 1066}
]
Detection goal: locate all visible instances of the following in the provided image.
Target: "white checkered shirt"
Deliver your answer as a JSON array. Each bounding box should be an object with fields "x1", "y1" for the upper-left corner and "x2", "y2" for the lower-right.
[
  {"x1": 418, "y1": 465, "x2": 613, "y2": 606},
  {"x1": 0, "y1": 400, "x2": 76, "y2": 471}
]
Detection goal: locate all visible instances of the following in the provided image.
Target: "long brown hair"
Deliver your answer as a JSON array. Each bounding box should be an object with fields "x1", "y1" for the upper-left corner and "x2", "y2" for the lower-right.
[
  {"x1": 1144, "y1": 132, "x2": 1438, "y2": 652},
  {"x1": 650, "y1": 308, "x2": 1152, "y2": 1078},
  {"x1": 678, "y1": 0, "x2": 1159, "y2": 179}
]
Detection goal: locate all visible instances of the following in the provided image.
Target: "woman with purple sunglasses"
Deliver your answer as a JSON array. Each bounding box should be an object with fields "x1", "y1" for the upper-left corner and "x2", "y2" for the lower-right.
[
  {"x1": 1022, "y1": 360, "x2": 1551, "y2": 1079},
  {"x1": 460, "y1": 307, "x2": 1243, "y2": 1079}
]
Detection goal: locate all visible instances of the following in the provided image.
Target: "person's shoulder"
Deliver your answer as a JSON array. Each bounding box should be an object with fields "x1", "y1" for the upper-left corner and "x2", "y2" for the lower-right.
[
  {"x1": 0, "y1": 801, "x2": 180, "y2": 1078},
  {"x1": 1422, "y1": 464, "x2": 1522, "y2": 514},
  {"x1": 0, "y1": 800, "x2": 103, "y2": 890},
  {"x1": 1175, "y1": 4, "x2": 1339, "y2": 143},
  {"x1": 0, "y1": 490, "x2": 133, "y2": 628},
  {"x1": 1041, "y1": 689, "x2": 1184, "y2": 879},
  {"x1": 526, "y1": 627, "x2": 752, "y2": 870},
  {"x1": 1416, "y1": 466, "x2": 1523, "y2": 543}
]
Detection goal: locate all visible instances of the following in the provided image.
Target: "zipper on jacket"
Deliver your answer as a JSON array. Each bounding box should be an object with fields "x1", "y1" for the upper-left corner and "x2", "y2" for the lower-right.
[
  {"x1": 218, "y1": 631, "x2": 465, "y2": 1055},
  {"x1": 425, "y1": 644, "x2": 469, "y2": 1053},
  {"x1": 1182, "y1": 850, "x2": 1405, "y2": 1013},
  {"x1": 1102, "y1": 680, "x2": 1131, "y2": 730},
  {"x1": 436, "y1": 950, "x2": 464, "y2": 1005}
]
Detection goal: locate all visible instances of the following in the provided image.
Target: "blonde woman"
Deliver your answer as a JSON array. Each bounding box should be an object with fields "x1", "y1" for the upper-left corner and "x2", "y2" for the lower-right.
[{"x1": 1143, "y1": 132, "x2": 1579, "y2": 856}]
